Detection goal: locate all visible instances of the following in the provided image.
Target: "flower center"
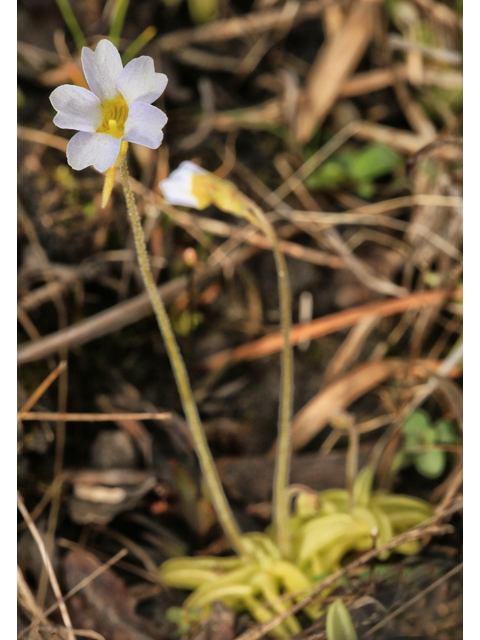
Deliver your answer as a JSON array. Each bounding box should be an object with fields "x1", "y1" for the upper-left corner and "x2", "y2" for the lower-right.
[{"x1": 97, "y1": 96, "x2": 129, "y2": 138}]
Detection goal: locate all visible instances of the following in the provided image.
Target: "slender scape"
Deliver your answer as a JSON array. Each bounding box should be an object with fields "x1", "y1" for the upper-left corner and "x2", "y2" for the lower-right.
[
  {"x1": 120, "y1": 155, "x2": 248, "y2": 556},
  {"x1": 237, "y1": 197, "x2": 294, "y2": 558}
]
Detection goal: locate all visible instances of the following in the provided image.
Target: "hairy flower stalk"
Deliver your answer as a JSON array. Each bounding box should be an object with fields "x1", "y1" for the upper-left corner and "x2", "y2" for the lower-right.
[
  {"x1": 237, "y1": 197, "x2": 293, "y2": 558},
  {"x1": 160, "y1": 164, "x2": 294, "y2": 557},
  {"x1": 120, "y1": 156, "x2": 248, "y2": 556}
]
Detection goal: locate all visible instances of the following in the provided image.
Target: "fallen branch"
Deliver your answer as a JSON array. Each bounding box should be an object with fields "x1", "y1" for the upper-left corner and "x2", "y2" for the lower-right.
[{"x1": 17, "y1": 244, "x2": 257, "y2": 365}]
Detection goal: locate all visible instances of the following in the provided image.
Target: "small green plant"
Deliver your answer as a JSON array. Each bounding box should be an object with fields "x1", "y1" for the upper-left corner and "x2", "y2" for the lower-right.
[
  {"x1": 326, "y1": 599, "x2": 357, "y2": 640},
  {"x1": 392, "y1": 409, "x2": 459, "y2": 479},
  {"x1": 160, "y1": 467, "x2": 433, "y2": 637},
  {"x1": 304, "y1": 143, "x2": 403, "y2": 198},
  {"x1": 160, "y1": 0, "x2": 219, "y2": 24}
]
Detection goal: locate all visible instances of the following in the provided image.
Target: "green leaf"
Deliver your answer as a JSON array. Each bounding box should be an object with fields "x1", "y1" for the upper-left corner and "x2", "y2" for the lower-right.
[
  {"x1": 109, "y1": 0, "x2": 130, "y2": 47},
  {"x1": 402, "y1": 410, "x2": 431, "y2": 444},
  {"x1": 305, "y1": 161, "x2": 347, "y2": 190},
  {"x1": 415, "y1": 449, "x2": 446, "y2": 479},
  {"x1": 355, "y1": 181, "x2": 375, "y2": 199},
  {"x1": 390, "y1": 451, "x2": 408, "y2": 475},
  {"x1": 166, "y1": 607, "x2": 184, "y2": 624},
  {"x1": 17, "y1": 86, "x2": 25, "y2": 109},
  {"x1": 326, "y1": 599, "x2": 358, "y2": 640},
  {"x1": 172, "y1": 310, "x2": 204, "y2": 337},
  {"x1": 422, "y1": 425, "x2": 437, "y2": 445},
  {"x1": 187, "y1": 0, "x2": 219, "y2": 23},
  {"x1": 435, "y1": 419, "x2": 458, "y2": 445},
  {"x1": 54, "y1": 0, "x2": 86, "y2": 52},
  {"x1": 348, "y1": 144, "x2": 402, "y2": 183},
  {"x1": 122, "y1": 26, "x2": 157, "y2": 65}
]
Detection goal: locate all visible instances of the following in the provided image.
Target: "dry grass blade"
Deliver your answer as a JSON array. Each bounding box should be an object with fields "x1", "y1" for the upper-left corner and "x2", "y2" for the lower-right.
[
  {"x1": 204, "y1": 286, "x2": 463, "y2": 370},
  {"x1": 372, "y1": 342, "x2": 463, "y2": 476},
  {"x1": 291, "y1": 195, "x2": 463, "y2": 222},
  {"x1": 17, "y1": 565, "x2": 47, "y2": 627},
  {"x1": 339, "y1": 65, "x2": 463, "y2": 96},
  {"x1": 17, "y1": 244, "x2": 258, "y2": 365},
  {"x1": 17, "y1": 125, "x2": 68, "y2": 152},
  {"x1": 20, "y1": 411, "x2": 171, "y2": 422},
  {"x1": 17, "y1": 361, "x2": 67, "y2": 421},
  {"x1": 285, "y1": 357, "x2": 461, "y2": 453},
  {"x1": 353, "y1": 121, "x2": 438, "y2": 154},
  {"x1": 363, "y1": 562, "x2": 463, "y2": 637},
  {"x1": 32, "y1": 627, "x2": 106, "y2": 640},
  {"x1": 18, "y1": 549, "x2": 128, "y2": 640},
  {"x1": 157, "y1": 0, "x2": 333, "y2": 52},
  {"x1": 295, "y1": 0, "x2": 380, "y2": 141},
  {"x1": 17, "y1": 493, "x2": 75, "y2": 640},
  {"x1": 323, "y1": 316, "x2": 379, "y2": 383}
]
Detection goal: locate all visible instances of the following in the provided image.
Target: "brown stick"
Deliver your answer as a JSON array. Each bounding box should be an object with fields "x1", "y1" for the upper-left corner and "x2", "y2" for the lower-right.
[
  {"x1": 17, "y1": 244, "x2": 256, "y2": 365},
  {"x1": 204, "y1": 286, "x2": 463, "y2": 370},
  {"x1": 18, "y1": 411, "x2": 172, "y2": 422},
  {"x1": 157, "y1": 0, "x2": 336, "y2": 52},
  {"x1": 295, "y1": 0, "x2": 380, "y2": 141}
]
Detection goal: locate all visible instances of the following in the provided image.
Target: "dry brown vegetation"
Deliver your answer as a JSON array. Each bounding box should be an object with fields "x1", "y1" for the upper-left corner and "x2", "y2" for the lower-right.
[{"x1": 18, "y1": 0, "x2": 462, "y2": 638}]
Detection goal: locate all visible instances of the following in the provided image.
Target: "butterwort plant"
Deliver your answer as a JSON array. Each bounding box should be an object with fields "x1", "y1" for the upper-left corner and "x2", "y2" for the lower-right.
[
  {"x1": 50, "y1": 39, "x2": 250, "y2": 558},
  {"x1": 50, "y1": 41, "x2": 435, "y2": 638}
]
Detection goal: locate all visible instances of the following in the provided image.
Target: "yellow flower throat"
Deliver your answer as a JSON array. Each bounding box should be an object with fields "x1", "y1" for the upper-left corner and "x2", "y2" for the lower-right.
[
  {"x1": 97, "y1": 96, "x2": 129, "y2": 138},
  {"x1": 191, "y1": 173, "x2": 244, "y2": 215}
]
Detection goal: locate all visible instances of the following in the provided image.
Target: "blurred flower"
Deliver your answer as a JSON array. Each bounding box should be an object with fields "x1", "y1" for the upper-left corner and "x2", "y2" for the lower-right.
[
  {"x1": 50, "y1": 39, "x2": 168, "y2": 172},
  {"x1": 159, "y1": 161, "x2": 244, "y2": 215}
]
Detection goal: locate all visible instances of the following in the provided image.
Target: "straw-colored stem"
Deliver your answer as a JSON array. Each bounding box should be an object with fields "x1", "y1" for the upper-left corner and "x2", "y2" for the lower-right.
[
  {"x1": 120, "y1": 156, "x2": 247, "y2": 556},
  {"x1": 241, "y1": 197, "x2": 293, "y2": 558}
]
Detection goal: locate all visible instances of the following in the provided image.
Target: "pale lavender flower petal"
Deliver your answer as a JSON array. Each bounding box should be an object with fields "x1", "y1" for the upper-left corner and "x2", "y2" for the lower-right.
[
  {"x1": 117, "y1": 57, "x2": 168, "y2": 105},
  {"x1": 66, "y1": 131, "x2": 122, "y2": 172},
  {"x1": 123, "y1": 103, "x2": 168, "y2": 149},
  {"x1": 81, "y1": 39, "x2": 123, "y2": 101},
  {"x1": 159, "y1": 161, "x2": 207, "y2": 209},
  {"x1": 50, "y1": 85, "x2": 102, "y2": 132}
]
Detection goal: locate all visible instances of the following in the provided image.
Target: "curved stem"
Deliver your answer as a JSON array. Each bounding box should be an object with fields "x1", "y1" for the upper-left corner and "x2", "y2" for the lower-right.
[
  {"x1": 241, "y1": 197, "x2": 293, "y2": 559},
  {"x1": 120, "y1": 156, "x2": 248, "y2": 556}
]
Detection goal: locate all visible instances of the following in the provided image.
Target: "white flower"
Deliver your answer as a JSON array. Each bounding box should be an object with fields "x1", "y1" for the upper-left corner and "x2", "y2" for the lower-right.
[
  {"x1": 50, "y1": 40, "x2": 168, "y2": 172},
  {"x1": 159, "y1": 161, "x2": 244, "y2": 215},
  {"x1": 159, "y1": 161, "x2": 208, "y2": 209}
]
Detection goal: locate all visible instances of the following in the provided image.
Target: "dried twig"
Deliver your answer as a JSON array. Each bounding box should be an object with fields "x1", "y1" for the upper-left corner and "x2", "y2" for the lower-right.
[
  {"x1": 295, "y1": 0, "x2": 380, "y2": 140},
  {"x1": 204, "y1": 286, "x2": 462, "y2": 370},
  {"x1": 17, "y1": 125, "x2": 68, "y2": 151},
  {"x1": 19, "y1": 411, "x2": 171, "y2": 422},
  {"x1": 17, "y1": 493, "x2": 75, "y2": 640},
  {"x1": 363, "y1": 562, "x2": 463, "y2": 636},
  {"x1": 17, "y1": 361, "x2": 67, "y2": 421},
  {"x1": 157, "y1": 0, "x2": 337, "y2": 52},
  {"x1": 17, "y1": 245, "x2": 255, "y2": 365},
  {"x1": 18, "y1": 549, "x2": 128, "y2": 640}
]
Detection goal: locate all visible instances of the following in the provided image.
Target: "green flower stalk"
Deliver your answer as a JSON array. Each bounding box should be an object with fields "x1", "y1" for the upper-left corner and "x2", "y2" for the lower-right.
[
  {"x1": 160, "y1": 163, "x2": 294, "y2": 557},
  {"x1": 159, "y1": 465, "x2": 434, "y2": 637},
  {"x1": 120, "y1": 155, "x2": 248, "y2": 556},
  {"x1": 237, "y1": 197, "x2": 294, "y2": 558}
]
